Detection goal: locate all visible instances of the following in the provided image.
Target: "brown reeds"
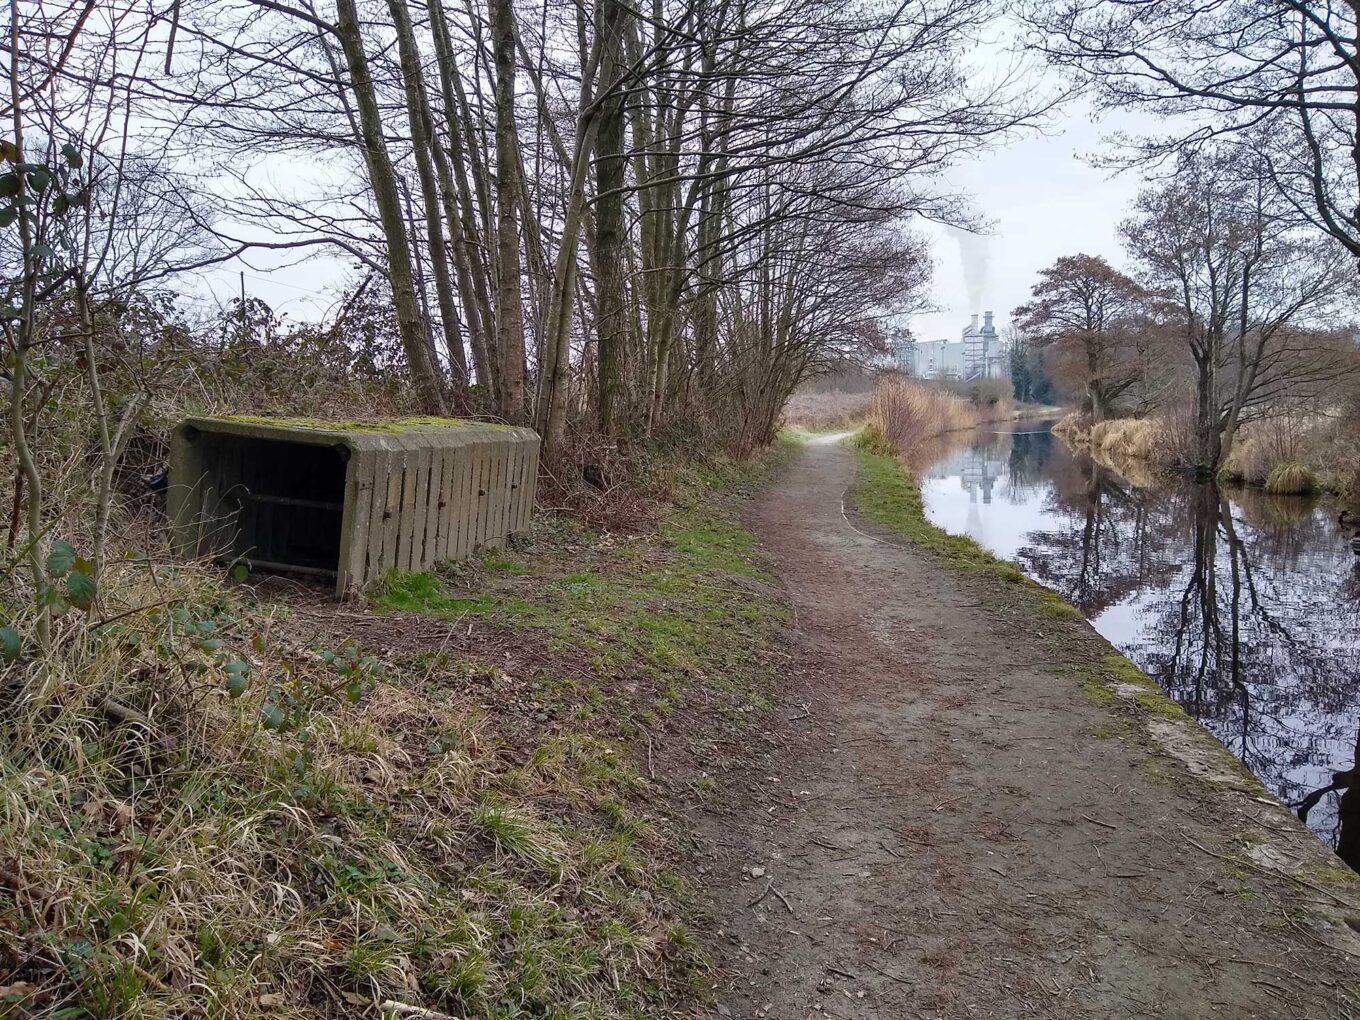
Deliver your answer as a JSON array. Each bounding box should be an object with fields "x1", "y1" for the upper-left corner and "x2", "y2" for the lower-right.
[{"x1": 866, "y1": 377, "x2": 983, "y2": 452}]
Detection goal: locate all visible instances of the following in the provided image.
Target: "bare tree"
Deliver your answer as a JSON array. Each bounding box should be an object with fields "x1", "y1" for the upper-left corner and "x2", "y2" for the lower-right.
[
  {"x1": 1120, "y1": 152, "x2": 1355, "y2": 471},
  {"x1": 1024, "y1": 1, "x2": 1360, "y2": 262},
  {"x1": 1013, "y1": 254, "x2": 1153, "y2": 423}
]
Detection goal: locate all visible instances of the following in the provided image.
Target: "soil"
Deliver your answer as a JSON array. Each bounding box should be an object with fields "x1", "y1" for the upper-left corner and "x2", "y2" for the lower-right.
[{"x1": 691, "y1": 436, "x2": 1360, "y2": 1020}]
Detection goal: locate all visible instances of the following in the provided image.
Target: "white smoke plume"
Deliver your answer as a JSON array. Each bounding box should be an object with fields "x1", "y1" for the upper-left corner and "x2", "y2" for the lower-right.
[{"x1": 945, "y1": 226, "x2": 990, "y2": 314}]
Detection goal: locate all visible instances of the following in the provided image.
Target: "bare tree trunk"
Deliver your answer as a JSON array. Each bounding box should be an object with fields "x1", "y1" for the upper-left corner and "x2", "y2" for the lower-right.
[
  {"x1": 430, "y1": 0, "x2": 496, "y2": 394},
  {"x1": 334, "y1": 0, "x2": 449, "y2": 415},
  {"x1": 592, "y1": 0, "x2": 629, "y2": 435},
  {"x1": 536, "y1": 115, "x2": 603, "y2": 449},
  {"x1": 388, "y1": 0, "x2": 469, "y2": 401},
  {"x1": 491, "y1": 0, "x2": 527, "y2": 422}
]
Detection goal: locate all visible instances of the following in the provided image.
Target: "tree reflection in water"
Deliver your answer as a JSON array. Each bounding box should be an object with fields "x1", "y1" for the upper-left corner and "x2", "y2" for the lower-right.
[{"x1": 919, "y1": 424, "x2": 1360, "y2": 872}]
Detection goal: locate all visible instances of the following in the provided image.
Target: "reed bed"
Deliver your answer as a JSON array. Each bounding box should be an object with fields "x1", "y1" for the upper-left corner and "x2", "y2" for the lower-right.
[{"x1": 866, "y1": 377, "x2": 983, "y2": 451}]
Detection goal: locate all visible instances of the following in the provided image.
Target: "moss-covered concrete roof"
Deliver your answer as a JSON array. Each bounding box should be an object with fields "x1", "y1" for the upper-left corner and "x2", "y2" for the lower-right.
[
  {"x1": 208, "y1": 414, "x2": 520, "y2": 434},
  {"x1": 178, "y1": 415, "x2": 537, "y2": 451}
]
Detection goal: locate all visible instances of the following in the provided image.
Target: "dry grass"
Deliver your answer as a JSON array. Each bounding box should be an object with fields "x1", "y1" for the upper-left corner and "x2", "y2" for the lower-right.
[
  {"x1": 1052, "y1": 415, "x2": 1180, "y2": 486},
  {"x1": 782, "y1": 390, "x2": 873, "y2": 431},
  {"x1": 1089, "y1": 418, "x2": 1172, "y2": 463},
  {"x1": 1057, "y1": 408, "x2": 1360, "y2": 501},
  {"x1": 1264, "y1": 461, "x2": 1321, "y2": 495},
  {"x1": 0, "y1": 563, "x2": 679, "y2": 1018},
  {"x1": 1050, "y1": 413, "x2": 1092, "y2": 446},
  {"x1": 0, "y1": 450, "x2": 793, "y2": 1018},
  {"x1": 1221, "y1": 417, "x2": 1309, "y2": 487},
  {"x1": 1055, "y1": 415, "x2": 1171, "y2": 461},
  {"x1": 866, "y1": 377, "x2": 982, "y2": 452}
]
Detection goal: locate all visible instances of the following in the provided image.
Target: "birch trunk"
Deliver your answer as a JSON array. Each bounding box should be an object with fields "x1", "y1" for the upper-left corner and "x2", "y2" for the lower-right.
[
  {"x1": 491, "y1": 0, "x2": 527, "y2": 421},
  {"x1": 592, "y1": 0, "x2": 629, "y2": 434},
  {"x1": 430, "y1": 0, "x2": 496, "y2": 393}
]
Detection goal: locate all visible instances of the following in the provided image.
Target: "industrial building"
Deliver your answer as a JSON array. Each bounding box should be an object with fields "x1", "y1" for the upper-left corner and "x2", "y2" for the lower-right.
[{"x1": 895, "y1": 312, "x2": 1008, "y2": 380}]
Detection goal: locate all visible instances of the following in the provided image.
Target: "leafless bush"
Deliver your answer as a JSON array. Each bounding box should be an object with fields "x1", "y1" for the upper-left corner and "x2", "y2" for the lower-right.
[
  {"x1": 867, "y1": 377, "x2": 982, "y2": 451},
  {"x1": 782, "y1": 390, "x2": 873, "y2": 431}
]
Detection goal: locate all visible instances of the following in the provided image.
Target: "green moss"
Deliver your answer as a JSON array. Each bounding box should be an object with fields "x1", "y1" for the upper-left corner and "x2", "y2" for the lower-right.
[
  {"x1": 1071, "y1": 667, "x2": 1119, "y2": 707},
  {"x1": 207, "y1": 414, "x2": 517, "y2": 433},
  {"x1": 374, "y1": 571, "x2": 525, "y2": 617},
  {"x1": 1306, "y1": 861, "x2": 1360, "y2": 888},
  {"x1": 1134, "y1": 690, "x2": 1190, "y2": 718},
  {"x1": 481, "y1": 548, "x2": 528, "y2": 575},
  {"x1": 1101, "y1": 653, "x2": 1159, "y2": 691},
  {"x1": 1089, "y1": 720, "x2": 1131, "y2": 740},
  {"x1": 1096, "y1": 653, "x2": 1194, "y2": 718}
]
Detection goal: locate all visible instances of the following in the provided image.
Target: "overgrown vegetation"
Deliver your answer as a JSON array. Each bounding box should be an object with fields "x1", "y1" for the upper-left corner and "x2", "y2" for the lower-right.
[
  {"x1": 0, "y1": 454, "x2": 790, "y2": 1018},
  {"x1": 864, "y1": 376, "x2": 1025, "y2": 458},
  {"x1": 1055, "y1": 409, "x2": 1360, "y2": 501}
]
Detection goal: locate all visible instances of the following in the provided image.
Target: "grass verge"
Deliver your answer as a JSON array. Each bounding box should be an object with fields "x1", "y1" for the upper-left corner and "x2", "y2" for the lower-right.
[
  {"x1": 849, "y1": 432, "x2": 1338, "y2": 837},
  {"x1": 852, "y1": 434, "x2": 1023, "y2": 582},
  {"x1": 849, "y1": 431, "x2": 1234, "y2": 728},
  {"x1": 0, "y1": 451, "x2": 791, "y2": 1019}
]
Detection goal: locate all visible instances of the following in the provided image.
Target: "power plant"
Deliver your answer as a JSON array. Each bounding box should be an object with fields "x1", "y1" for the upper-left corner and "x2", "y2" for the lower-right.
[{"x1": 895, "y1": 311, "x2": 1008, "y2": 381}]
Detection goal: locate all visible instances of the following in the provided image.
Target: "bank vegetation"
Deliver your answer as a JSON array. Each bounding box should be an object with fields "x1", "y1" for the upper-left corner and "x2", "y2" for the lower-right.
[
  {"x1": 0, "y1": 0, "x2": 1050, "y2": 1014},
  {"x1": 1019, "y1": 3, "x2": 1360, "y2": 505},
  {"x1": 1014, "y1": 157, "x2": 1360, "y2": 501}
]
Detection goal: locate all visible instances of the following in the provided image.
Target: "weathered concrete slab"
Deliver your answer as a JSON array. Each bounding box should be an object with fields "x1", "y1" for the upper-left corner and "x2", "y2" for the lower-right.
[{"x1": 168, "y1": 416, "x2": 540, "y2": 596}]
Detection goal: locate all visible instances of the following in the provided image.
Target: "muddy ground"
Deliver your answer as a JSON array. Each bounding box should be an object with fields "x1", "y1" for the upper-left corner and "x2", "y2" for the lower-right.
[{"x1": 691, "y1": 437, "x2": 1360, "y2": 1020}]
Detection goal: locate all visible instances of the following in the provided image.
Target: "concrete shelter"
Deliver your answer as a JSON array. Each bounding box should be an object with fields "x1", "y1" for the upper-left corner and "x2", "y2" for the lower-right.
[{"x1": 168, "y1": 416, "x2": 539, "y2": 596}]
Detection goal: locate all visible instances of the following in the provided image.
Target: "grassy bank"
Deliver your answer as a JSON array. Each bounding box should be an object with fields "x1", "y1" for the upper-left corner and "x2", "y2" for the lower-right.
[
  {"x1": 1054, "y1": 411, "x2": 1360, "y2": 500},
  {"x1": 849, "y1": 431, "x2": 1323, "y2": 798},
  {"x1": 0, "y1": 451, "x2": 792, "y2": 1019}
]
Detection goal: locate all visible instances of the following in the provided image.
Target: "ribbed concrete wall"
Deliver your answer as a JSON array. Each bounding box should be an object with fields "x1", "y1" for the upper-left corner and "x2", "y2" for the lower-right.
[{"x1": 168, "y1": 416, "x2": 540, "y2": 596}]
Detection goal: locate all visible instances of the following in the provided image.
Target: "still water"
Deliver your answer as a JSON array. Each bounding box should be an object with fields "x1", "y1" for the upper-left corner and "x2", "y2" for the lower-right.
[{"x1": 918, "y1": 421, "x2": 1360, "y2": 871}]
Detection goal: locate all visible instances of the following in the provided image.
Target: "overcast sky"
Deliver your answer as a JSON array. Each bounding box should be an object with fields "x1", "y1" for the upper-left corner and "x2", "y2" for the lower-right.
[{"x1": 910, "y1": 100, "x2": 1147, "y2": 345}]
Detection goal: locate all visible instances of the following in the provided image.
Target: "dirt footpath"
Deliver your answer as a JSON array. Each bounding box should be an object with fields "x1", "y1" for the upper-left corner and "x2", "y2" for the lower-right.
[{"x1": 693, "y1": 438, "x2": 1360, "y2": 1020}]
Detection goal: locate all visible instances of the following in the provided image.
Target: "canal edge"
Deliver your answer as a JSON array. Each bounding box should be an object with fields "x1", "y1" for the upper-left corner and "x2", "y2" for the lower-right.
[{"x1": 847, "y1": 435, "x2": 1360, "y2": 951}]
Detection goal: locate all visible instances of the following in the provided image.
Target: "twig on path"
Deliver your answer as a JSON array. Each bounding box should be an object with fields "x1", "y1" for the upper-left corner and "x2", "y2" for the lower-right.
[
  {"x1": 747, "y1": 879, "x2": 774, "y2": 908},
  {"x1": 865, "y1": 962, "x2": 912, "y2": 986},
  {"x1": 1081, "y1": 814, "x2": 1119, "y2": 830},
  {"x1": 747, "y1": 877, "x2": 797, "y2": 916},
  {"x1": 825, "y1": 966, "x2": 856, "y2": 980}
]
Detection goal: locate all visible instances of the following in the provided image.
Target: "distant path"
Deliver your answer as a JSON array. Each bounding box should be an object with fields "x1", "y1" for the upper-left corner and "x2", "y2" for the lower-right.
[{"x1": 695, "y1": 439, "x2": 1360, "y2": 1020}]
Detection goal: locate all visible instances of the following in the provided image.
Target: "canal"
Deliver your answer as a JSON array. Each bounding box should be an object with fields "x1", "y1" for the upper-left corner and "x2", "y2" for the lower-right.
[{"x1": 917, "y1": 420, "x2": 1360, "y2": 872}]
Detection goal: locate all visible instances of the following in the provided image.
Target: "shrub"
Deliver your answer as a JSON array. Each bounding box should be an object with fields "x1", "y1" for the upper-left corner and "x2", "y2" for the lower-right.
[
  {"x1": 1264, "y1": 461, "x2": 1320, "y2": 495},
  {"x1": 1051, "y1": 413, "x2": 1092, "y2": 446},
  {"x1": 867, "y1": 377, "x2": 980, "y2": 451},
  {"x1": 1089, "y1": 418, "x2": 1169, "y2": 462}
]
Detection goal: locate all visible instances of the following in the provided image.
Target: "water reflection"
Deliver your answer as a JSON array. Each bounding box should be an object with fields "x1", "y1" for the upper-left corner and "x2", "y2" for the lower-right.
[{"x1": 920, "y1": 423, "x2": 1360, "y2": 871}]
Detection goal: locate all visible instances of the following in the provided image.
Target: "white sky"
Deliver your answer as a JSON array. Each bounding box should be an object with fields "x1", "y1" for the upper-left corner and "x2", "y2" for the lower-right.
[{"x1": 909, "y1": 101, "x2": 1147, "y2": 345}]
